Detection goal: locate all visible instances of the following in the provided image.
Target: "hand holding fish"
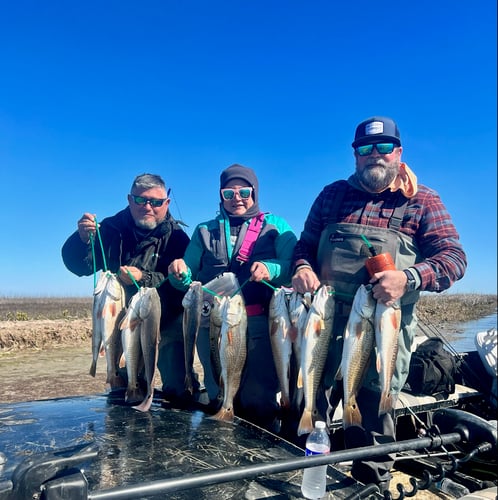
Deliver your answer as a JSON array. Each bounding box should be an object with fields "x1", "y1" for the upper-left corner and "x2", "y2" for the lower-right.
[
  {"x1": 249, "y1": 261, "x2": 270, "y2": 282},
  {"x1": 77, "y1": 212, "x2": 97, "y2": 244},
  {"x1": 291, "y1": 266, "x2": 321, "y2": 295},
  {"x1": 369, "y1": 270, "x2": 407, "y2": 306}
]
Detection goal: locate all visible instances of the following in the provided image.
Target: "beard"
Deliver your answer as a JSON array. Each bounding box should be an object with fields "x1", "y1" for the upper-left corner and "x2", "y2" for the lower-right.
[
  {"x1": 355, "y1": 156, "x2": 400, "y2": 192},
  {"x1": 135, "y1": 217, "x2": 160, "y2": 230}
]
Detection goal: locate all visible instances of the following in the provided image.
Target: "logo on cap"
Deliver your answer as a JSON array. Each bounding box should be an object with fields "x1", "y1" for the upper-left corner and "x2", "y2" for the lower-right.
[{"x1": 365, "y1": 121, "x2": 384, "y2": 136}]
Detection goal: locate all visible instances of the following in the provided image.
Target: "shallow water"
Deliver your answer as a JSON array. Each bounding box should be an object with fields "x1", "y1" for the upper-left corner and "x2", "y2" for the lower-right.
[{"x1": 433, "y1": 312, "x2": 498, "y2": 353}]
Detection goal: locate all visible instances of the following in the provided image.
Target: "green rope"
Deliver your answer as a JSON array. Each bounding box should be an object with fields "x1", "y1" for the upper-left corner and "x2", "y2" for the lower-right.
[
  {"x1": 261, "y1": 279, "x2": 278, "y2": 292},
  {"x1": 94, "y1": 216, "x2": 108, "y2": 271},
  {"x1": 90, "y1": 233, "x2": 97, "y2": 289},
  {"x1": 155, "y1": 276, "x2": 169, "y2": 288},
  {"x1": 202, "y1": 286, "x2": 222, "y2": 298},
  {"x1": 231, "y1": 277, "x2": 251, "y2": 298},
  {"x1": 126, "y1": 268, "x2": 141, "y2": 291},
  {"x1": 361, "y1": 234, "x2": 377, "y2": 257}
]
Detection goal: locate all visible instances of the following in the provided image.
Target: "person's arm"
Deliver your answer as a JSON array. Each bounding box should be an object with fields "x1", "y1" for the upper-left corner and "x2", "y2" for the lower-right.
[
  {"x1": 290, "y1": 191, "x2": 326, "y2": 293},
  {"x1": 255, "y1": 214, "x2": 297, "y2": 287},
  {"x1": 410, "y1": 188, "x2": 467, "y2": 292},
  {"x1": 61, "y1": 231, "x2": 98, "y2": 277},
  {"x1": 168, "y1": 225, "x2": 204, "y2": 290}
]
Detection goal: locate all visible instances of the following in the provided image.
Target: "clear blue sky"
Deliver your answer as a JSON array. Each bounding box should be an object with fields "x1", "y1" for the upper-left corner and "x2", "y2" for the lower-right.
[{"x1": 1, "y1": 1, "x2": 496, "y2": 297}]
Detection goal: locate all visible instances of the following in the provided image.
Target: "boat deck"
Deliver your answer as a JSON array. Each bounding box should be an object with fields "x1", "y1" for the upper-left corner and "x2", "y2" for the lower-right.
[{"x1": 0, "y1": 394, "x2": 371, "y2": 499}]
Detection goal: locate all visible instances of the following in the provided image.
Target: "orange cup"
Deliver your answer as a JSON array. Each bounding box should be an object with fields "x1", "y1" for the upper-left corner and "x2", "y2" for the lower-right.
[{"x1": 365, "y1": 252, "x2": 396, "y2": 278}]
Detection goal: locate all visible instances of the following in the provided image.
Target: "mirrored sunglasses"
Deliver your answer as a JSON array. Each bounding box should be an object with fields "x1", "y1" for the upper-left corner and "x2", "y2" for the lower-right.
[
  {"x1": 220, "y1": 187, "x2": 253, "y2": 200},
  {"x1": 131, "y1": 195, "x2": 168, "y2": 208},
  {"x1": 355, "y1": 143, "x2": 396, "y2": 156}
]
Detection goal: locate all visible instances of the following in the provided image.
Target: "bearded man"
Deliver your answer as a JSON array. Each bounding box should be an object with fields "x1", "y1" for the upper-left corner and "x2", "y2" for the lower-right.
[
  {"x1": 291, "y1": 117, "x2": 467, "y2": 492},
  {"x1": 62, "y1": 173, "x2": 194, "y2": 405}
]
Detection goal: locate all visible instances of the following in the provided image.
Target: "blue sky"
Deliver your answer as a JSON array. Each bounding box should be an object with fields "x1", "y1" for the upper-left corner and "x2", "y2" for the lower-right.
[{"x1": 1, "y1": 1, "x2": 496, "y2": 297}]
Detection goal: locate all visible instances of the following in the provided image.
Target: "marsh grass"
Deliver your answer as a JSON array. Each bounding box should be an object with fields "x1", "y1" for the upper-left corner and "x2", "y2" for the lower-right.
[
  {"x1": 0, "y1": 293, "x2": 496, "y2": 323},
  {"x1": 0, "y1": 297, "x2": 93, "y2": 321}
]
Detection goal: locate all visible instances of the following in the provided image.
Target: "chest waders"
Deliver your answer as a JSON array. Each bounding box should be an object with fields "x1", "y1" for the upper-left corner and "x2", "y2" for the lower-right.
[{"x1": 317, "y1": 192, "x2": 421, "y2": 393}]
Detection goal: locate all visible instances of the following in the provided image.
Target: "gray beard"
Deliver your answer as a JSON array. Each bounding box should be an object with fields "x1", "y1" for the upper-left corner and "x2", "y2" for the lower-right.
[
  {"x1": 135, "y1": 218, "x2": 159, "y2": 230},
  {"x1": 356, "y1": 157, "x2": 400, "y2": 192}
]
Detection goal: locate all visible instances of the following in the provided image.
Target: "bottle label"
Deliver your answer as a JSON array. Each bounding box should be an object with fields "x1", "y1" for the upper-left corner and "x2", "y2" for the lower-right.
[{"x1": 305, "y1": 444, "x2": 330, "y2": 456}]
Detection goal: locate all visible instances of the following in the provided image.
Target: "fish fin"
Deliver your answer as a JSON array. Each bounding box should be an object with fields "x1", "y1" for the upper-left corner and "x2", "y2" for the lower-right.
[
  {"x1": 212, "y1": 407, "x2": 235, "y2": 422},
  {"x1": 118, "y1": 353, "x2": 126, "y2": 369},
  {"x1": 99, "y1": 345, "x2": 106, "y2": 357},
  {"x1": 335, "y1": 364, "x2": 343, "y2": 381},
  {"x1": 288, "y1": 324, "x2": 298, "y2": 343},
  {"x1": 89, "y1": 360, "x2": 97, "y2": 377},
  {"x1": 297, "y1": 409, "x2": 313, "y2": 436},
  {"x1": 228, "y1": 329, "x2": 233, "y2": 345},
  {"x1": 376, "y1": 352, "x2": 382, "y2": 373},
  {"x1": 296, "y1": 368, "x2": 303, "y2": 389},
  {"x1": 280, "y1": 393, "x2": 291, "y2": 410}
]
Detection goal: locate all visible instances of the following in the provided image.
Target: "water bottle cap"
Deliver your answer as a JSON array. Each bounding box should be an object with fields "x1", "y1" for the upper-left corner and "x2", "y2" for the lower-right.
[{"x1": 315, "y1": 421, "x2": 326, "y2": 429}]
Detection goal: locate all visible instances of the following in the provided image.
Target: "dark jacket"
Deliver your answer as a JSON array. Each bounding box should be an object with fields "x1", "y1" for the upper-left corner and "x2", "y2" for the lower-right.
[{"x1": 62, "y1": 208, "x2": 190, "y2": 326}]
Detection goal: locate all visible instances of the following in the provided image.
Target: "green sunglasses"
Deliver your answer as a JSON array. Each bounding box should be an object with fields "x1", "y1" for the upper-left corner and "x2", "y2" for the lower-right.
[
  {"x1": 220, "y1": 187, "x2": 253, "y2": 200},
  {"x1": 355, "y1": 143, "x2": 396, "y2": 156},
  {"x1": 131, "y1": 195, "x2": 168, "y2": 208}
]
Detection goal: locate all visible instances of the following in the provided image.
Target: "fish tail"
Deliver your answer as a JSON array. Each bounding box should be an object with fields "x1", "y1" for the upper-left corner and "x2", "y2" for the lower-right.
[
  {"x1": 212, "y1": 407, "x2": 235, "y2": 422},
  {"x1": 133, "y1": 394, "x2": 153, "y2": 412},
  {"x1": 343, "y1": 396, "x2": 362, "y2": 428},
  {"x1": 89, "y1": 360, "x2": 97, "y2": 377},
  {"x1": 126, "y1": 387, "x2": 144, "y2": 405},
  {"x1": 378, "y1": 391, "x2": 393, "y2": 416},
  {"x1": 297, "y1": 409, "x2": 313, "y2": 436}
]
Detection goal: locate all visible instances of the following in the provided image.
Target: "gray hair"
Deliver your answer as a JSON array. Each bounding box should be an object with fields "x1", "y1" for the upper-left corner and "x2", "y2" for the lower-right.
[{"x1": 130, "y1": 173, "x2": 167, "y2": 193}]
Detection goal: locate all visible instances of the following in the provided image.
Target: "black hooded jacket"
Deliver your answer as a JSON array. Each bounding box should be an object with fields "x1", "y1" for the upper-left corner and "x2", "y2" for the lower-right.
[{"x1": 61, "y1": 207, "x2": 190, "y2": 326}]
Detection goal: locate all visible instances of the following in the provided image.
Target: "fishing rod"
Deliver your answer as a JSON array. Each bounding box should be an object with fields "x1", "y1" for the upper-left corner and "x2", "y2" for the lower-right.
[{"x1": 4, "y1": 409, "x2": 494, "y2": 500}]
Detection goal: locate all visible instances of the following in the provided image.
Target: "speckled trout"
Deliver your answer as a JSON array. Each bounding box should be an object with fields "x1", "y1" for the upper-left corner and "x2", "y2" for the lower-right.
[
  {"x1": 375, "y1": 299, "x2": 401, "y2": 416},
  {"x1": 297, "y1": 285, "x2": 335, "y2": 436},
  {"x1": 268, "y1": 288, "x2": 293, "y2": 409},
  {"x1": 120, "y1": 287, "x2": 161, "y2": 412},
  {"x1": 339, "y1": 284, "x2": 376, "y2": 428},
  {"x1": 182, "y1": 281, "x2": 203, "y2": 395},
  {"x1": 90, "y1": 271, "x2": 126, "y2": 390},
  {"x1": 213, "y1": 294, "x2": 247, "y2": 422}
]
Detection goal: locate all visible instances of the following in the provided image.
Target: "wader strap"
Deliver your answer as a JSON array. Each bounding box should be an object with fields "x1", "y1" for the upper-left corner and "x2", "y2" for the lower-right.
[
  {"x1": 388, "y1": 192, "x2": 408, "y2": 231},
  {"x1": 236, "y1": 212, "x2": 265, "y2": 263}
]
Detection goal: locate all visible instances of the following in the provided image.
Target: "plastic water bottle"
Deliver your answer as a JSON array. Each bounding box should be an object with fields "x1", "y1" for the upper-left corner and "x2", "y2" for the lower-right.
[{"x1": 301, "y1": 420, "x2": 331, "y2": 499}]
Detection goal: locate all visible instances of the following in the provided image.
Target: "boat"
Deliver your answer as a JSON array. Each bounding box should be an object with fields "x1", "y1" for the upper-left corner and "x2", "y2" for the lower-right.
[
  {"x1": 0, "y1": 328, "x2": 495, "y2": 499},
  {"x1": 0, "y1": 392, "x2": 495, "y2": 499}
]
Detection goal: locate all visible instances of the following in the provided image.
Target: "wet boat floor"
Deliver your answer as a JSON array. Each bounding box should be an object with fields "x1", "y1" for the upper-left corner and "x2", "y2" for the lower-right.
[{"x1": 0, "y1": 394, "x2": 370, "y2": 499}]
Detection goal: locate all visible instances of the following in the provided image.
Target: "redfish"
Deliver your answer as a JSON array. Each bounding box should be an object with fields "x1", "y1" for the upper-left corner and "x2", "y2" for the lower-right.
[{"x1": 297, "y1": 285, "x2": 335, "y2": 436}]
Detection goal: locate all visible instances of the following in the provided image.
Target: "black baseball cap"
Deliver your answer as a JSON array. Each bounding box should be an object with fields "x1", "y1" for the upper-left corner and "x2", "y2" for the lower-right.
[{"x1": 352, "y1": 116, "x2": 401, "y2": 148}]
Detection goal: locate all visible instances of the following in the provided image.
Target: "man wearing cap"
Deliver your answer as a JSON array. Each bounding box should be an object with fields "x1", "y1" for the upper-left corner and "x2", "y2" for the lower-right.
[
  {"x1": 168, "y1": 164, "x2": 297, "y2": 431},
  {"x1": 291, "y1": 117, "x2": 467, "y2": 491}
]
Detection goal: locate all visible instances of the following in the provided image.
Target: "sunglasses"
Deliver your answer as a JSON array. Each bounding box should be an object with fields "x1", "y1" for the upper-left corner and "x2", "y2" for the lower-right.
[
  {"x1": 131, "y1": 195, "x2": 168, "y2": 208},
  {"x1": 220, "y1": 187, "x2": 253, "y2": 200},
  {"x1": 355, "y1": 143, "x2": 396, "y2": 156}
]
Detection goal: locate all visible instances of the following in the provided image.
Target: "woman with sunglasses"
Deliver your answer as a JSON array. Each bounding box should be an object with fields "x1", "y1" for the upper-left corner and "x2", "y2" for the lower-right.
[
  {"x1": 168, "y1": 164, "x2": 297, "y2": 432},
  {"x1": 62, "y1": 173, "x2": 196, "y2": 406}
]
